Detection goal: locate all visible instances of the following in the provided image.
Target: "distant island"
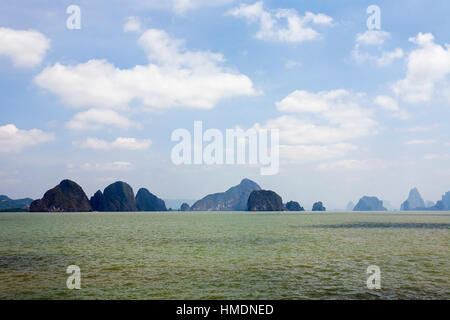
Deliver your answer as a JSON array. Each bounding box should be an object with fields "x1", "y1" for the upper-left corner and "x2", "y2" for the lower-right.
[{"x1": 1, "y1": 179, "x2": 449, "y2": 213}]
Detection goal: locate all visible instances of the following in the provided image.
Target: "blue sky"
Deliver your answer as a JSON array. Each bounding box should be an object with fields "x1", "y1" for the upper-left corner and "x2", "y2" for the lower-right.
[{"x1": 1, "y1": 0, "x2": 450, "y2": 210}]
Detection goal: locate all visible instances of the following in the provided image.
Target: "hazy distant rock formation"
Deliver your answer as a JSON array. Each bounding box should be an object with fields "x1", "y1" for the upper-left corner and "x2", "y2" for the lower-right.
[
  {"x1": 401, "y1": 188, "x2": 425, "y2": 211},
  {"x1": 425, "y1": 201, "x2": 435, "y2": 208},
  {"x1": 426, "y1": 192, "x2": 450, "y2": 211},
  {"x1": 312, "y1": 201, "x2": 326, "y2": 211},
  {"x1": 180, "y1": 203, "x2": 190, "y2": 211},
  {"x1": 90, "y1": 190, "x2": 106, "y2": 211},
  {"x1": 247, "y1": 190, "x2": 284, "y2": 211},
  {"x1": 136, "y1": 188, "x2": 167, "y2": 211},
  {"x1": 30, "y1": 179, "x2": 92, "y2": 212},
  {"x1": 382, "y1": 200, "x2": 394, "y2": 211},
  {"x1": 353, "y1": 196, "x2": 387, "y2": 211},
  {"x1": 102, "y1": 181, "x2": 137, "y2": 212},
  {"x1": 285, "y1": 201, "x2": 304, "y2": 211},
  {"x1": 442, "y1": 192, "x2": 450, "y2": 209},
  {"x1": 346, "y1": 201, "x2": 355, "y2": 211},
  {"x1": 0, "y1": 195, "x2": 33, "y2": 210},
  {"x1": 191, "y1": 178, "x2": 261, "y2": 211}
]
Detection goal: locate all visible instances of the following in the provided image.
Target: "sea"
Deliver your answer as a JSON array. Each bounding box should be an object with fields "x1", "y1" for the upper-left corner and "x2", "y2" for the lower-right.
[{"x1": 0, "y1": 211, "x2": 448, "y2": 299}]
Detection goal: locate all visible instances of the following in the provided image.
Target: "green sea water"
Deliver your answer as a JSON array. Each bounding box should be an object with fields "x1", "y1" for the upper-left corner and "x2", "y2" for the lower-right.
[{"x1": 0, "y1": 211, "x2": 448, "y2": 300}]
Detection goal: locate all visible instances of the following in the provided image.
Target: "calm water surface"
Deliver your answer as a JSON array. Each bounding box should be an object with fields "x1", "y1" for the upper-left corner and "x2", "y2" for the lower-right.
[{"x1": 0, "y1": 211, "x2": 448, "y2": 299}]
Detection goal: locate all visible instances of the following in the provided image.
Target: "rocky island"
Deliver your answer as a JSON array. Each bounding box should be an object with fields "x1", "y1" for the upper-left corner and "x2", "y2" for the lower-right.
[
  {"x1": 353, "y1": 196, "x2": 387, "y2": 211},
  {"x1": 247, "y1": 190, "x2": 284, "y2": 211},
  {"x1": 30, "y1": 179, "x2": 92, "y2": 212},
  {"x1": 285, "y1": 201, "x2": 304, "y2": 211},
  {"x1": 191, "y1": 178, "x2": 261, "y2": 211}
]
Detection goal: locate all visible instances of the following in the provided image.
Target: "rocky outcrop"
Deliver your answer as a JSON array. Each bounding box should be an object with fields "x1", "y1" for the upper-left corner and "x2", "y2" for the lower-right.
[
  {"x1": 400, "y1": 188, "x2": 425, "y2": 211},
  {"x1": 353, "y1": 196, "x2": 386, "y2": 211},
  {"x1": 102, "y1": 181, "x2": 137, "y2": 212},
  {"x1": 247, "y1": 190, "x2": 284, "y2": 211},
  {"x1": 425, "y1": 201, "x2": 435, "y2": 208},
  {"x1": 30, "y1": 179, "x2": 92, "y2": 212},
  {"x1": 312, "y1": 201, "x2": 326, "y2": 211},
  {"x1": 90, "y1": 190, "x2": 105, "y2": 211},
  {"x1": 442, "y1": 192, "x2": 450, "y2": 209},
  {"x1": 346, "y1": 201, "x2": 355, "y2": 211},
  {"x1": 430, "y1": 200, "x2": 447, "y2": 211},
  {"x1": 285, "y1": 201, "x2": 304, "y2": 211},
  {"x1": 180, "y1": 203, "x2": 190, "y2": 211},
  {"x1": 0, "y1": 195, "x2": 33, "y2": 210},
  {"x1": 136, "y1": 188, "x2": 167, "y2": 211},
  {"x1": 191, "y1": 178, "x2": 261, "y2": 211}
]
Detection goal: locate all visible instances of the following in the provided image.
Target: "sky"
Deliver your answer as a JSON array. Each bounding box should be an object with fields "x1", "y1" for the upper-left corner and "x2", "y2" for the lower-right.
[{"x1": 1, "y1": 0, "x2": 450, "y2": 210}]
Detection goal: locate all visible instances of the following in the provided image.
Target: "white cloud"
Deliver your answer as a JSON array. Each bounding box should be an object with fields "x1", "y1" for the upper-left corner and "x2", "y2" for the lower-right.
[
  {"x1": 352, "y1": 45, "x2": 403, "y2": 67},
  {"x1": 79, "y1": 137, "x2": 151, "y2": 150},
  {"x1": 0, "y1": 124, "x2": 54, "y2": 152},
  {"x1": 352, "y1": 30, "x2": 403, "y2": 67},
  {"x1": 445, "y1": 142, "x2": 450, "y2": 147},
  {"x1": 35, "y1": 29, "x2": 257, "y2": 112},
  {"x1": 0, "y1": 27, "x2": 50, "y2": 68},
  {"x1": 280, "y1": 144, "x2": 357, "y2": 162},
  {"x1": 271, "y1": 90, "x2": 378, "y2": 144},
  {"x1": 78, "y1": 161, "x2": 132, "y2": 172},
  {"x1": 124, "y1": 16, "x2": 142, "y2": 33},
  {"x1": 376, "y1": 48, "x2": 404, "y2": 66},
  {"x1": 284, "y1": 60, "x2": 301, "y2": 69},
  {"x1": 356, "y1": 30, "x2": 390, "y2": 45},
  {"x1": 253, "y1": 89, "x2": 378, "y2": 162},
  {"x1": 424, "y1": 153, "x2": 450, "y2": 160},
  {"x1": 404, "y1": 139, "x2": 437, "y2": 145},
  {"x1": 374, "y1": 95, "x2": 411, "y2": 120},
  {"x1": 393, "y1": 32, "x2": 450, "y2": 103},
  {"x1": 317, "y1": 158, "x2": 413, "y2": 171},
  {"x1": 395, "y1": 124, "x2": 440, "y2": 132},
  {"x1": 66, "y1": 109, "x2": 138, "y2": 131},
  {"x1": 226, "y1": 1, "x2": 333, "y2": 43}
]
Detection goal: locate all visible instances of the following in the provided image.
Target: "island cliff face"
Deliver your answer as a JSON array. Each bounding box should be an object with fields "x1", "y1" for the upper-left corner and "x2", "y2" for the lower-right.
[
  {"x1": 102, "y1": 181, "x2": 137, "y2": 212},
  {"x1": 400, "y1": 188, "x2": 425, "y2": 211},
  {"x1": 191, "y1": 178, "x2": 261, "y2": 211},
  {"x1": 353, "y1": 196, "x2": 387, "y2": 211},
  {"x1": 90, "y1": 190, "x2": 106, "y2": 211},
  {"x1": 136, "y1": 188, "x2": 167, "y2": 211},
  {"x1": 30, "y1": 179, "x2": 92, "y2": 212},
  {"x1": 247, "y1": 190, "x2": 284, "y2": 211},
  {"x1": 285, "y1": 201, "x2": 304, "y2": 211}
]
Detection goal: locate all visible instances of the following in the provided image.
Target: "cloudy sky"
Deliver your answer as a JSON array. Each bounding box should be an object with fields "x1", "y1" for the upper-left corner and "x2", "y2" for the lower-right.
[{"x1": 1, "y1": 0, "x2": 450, "y2": 210}]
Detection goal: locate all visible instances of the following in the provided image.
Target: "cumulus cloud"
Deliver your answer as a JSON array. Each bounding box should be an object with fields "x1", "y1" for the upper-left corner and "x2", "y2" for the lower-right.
[
  {"x1": 253, "y1": 89, "x2": 378, "y2": 162},
  {"x1": 0, "y1": 27, "x2": 50, "y2": 68},
  {"x1": 35, "y1": 29, "x2": 257, "y2": 112},
  {"x1": 272, "y1": 90, "x2": 378, "y2": 143},
  {"x1": 374, "y1": 95, "x2": 411, "y2": 120},
  {"x1": 226, "y1": 1, "x2": 333, "y2": 43},
  {"x1": 66, "y1": 109, "x2": 139, "y2": 131},
  {"x1": 0, "y1": 124, "x2": 54, "y2": 152},
  {"x1": 392, "y1": 32, "x2": 450, "y2": 103},
  {"x1": 124, "y1": 16, "x2": 142, "y2": 33},
  {"x1": 352, "y1": 30, "x2": 403, "y2": 67},
  {"x1": 79, "y1": 137, "x2": 151, "y2": 150},
  {"x1": 356, "y1": 30, "x2": 390, "y2": 45}
]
